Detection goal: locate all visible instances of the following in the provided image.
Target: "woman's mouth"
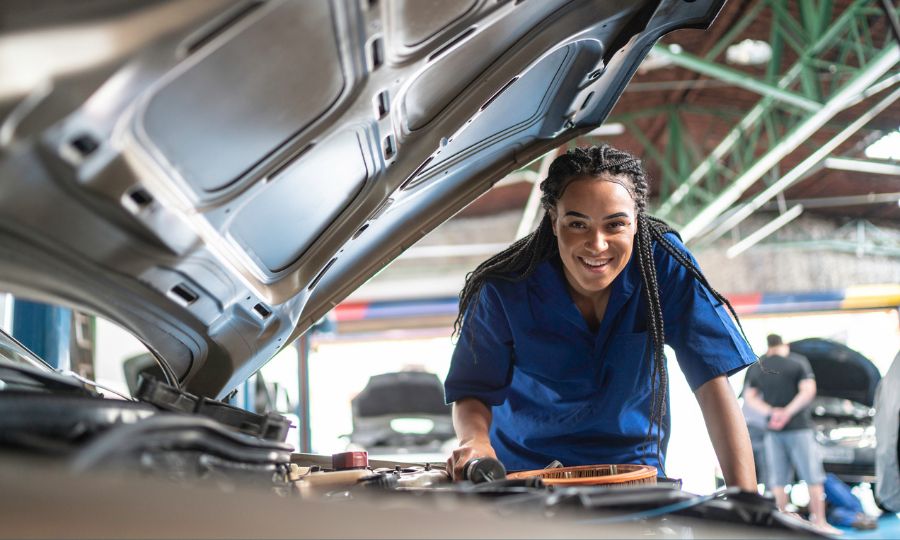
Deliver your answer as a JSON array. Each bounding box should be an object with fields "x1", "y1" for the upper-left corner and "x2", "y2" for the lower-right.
[{"x1": 577, "y1": 256, "x2": 613, "y2": 274}]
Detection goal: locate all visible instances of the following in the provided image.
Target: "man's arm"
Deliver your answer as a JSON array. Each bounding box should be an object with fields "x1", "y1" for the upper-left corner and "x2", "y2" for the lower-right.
[
  {"x1": 768, "y1": 379, "x2": 816, "y2": 430},
  {"x1": 695, "y1": 375, "x2": 758, "y2": 491},
  {"x1": 743, "y1": 386, "x2": 772, "y2": 415},
  {"x1": 447, "y1": 397, "x2": 496, "y2": 480},
  {"x1": 786, "y1": 378, "x2": 817, "y2": 415}
]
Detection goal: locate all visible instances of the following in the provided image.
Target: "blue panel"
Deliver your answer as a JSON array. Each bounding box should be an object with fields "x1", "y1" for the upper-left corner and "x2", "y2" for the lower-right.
[{"x1": 11, "y1": 299, "x2": 71, "y2": 369}]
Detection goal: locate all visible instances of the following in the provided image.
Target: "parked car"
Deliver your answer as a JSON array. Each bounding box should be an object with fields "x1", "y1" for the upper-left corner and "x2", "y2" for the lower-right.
[
  {"x1": 0, "y1": 1, "x2": 820, "y2": 537},
  {"x1": 790, "y1": 338, "x2": 880, "y2": 485},
  {"x1": 348, "y1": 371, "x2": 454, "y2": 460}
]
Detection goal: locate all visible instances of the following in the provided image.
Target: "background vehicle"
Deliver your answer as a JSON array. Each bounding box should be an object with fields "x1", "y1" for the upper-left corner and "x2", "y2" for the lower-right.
[{"x1": 791, "y1": 338, "x2": 881, "y2": 485}]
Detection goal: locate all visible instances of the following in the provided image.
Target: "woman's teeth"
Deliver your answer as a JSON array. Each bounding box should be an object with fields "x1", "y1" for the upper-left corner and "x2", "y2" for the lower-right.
[{"x1": 579, "y1": 257, "x2": 610, "y2": 268}]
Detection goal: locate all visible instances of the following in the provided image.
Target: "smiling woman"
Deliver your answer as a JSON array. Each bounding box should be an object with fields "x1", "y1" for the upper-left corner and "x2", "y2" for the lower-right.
[
  {"x1": 444, "y1": 145, "x2": 759, "y2": 491},
  {"x1": 549, "y1": 179, "x2": 636, "y2": 326}
]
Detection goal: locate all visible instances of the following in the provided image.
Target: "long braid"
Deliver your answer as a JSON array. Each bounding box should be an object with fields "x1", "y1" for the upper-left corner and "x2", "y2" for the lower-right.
[
  {"x1": 646, "y1": 217, "x2": 750, "y2": 342},
  {"x1": 636, "y1": 214, "x2": 668, "y2": 472},
  {"x1": 453, "y1": 144, "x2": 749, "y2": 475},
  {"x1": 453, "y1": 216, "x2": 556, "y2": 339}
]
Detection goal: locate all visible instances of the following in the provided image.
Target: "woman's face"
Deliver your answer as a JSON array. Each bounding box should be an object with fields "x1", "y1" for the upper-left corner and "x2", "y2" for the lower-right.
[{"x1": 549, "y1": 175, "x2": 637, "y2": 300}]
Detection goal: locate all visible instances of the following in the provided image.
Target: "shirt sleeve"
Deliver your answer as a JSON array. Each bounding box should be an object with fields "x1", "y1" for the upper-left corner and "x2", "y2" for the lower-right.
[
  {"x1": 655, "y1": 232, "x2": 758, "y2": 392},
  {"x1": 444, "y1": 281, "x2": 515, "y2": 406},
  {"x1": 744, "y1": 362, "x2": 761, "y2": 390},
  {"x1": 794, "y1": 353, "x2": 816, "y2": 380}
]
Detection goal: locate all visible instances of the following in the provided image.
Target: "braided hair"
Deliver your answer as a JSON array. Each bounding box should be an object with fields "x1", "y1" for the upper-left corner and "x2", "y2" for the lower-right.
[{"x1": 453, "y1": 144, "x2": 747, "y2": 472}]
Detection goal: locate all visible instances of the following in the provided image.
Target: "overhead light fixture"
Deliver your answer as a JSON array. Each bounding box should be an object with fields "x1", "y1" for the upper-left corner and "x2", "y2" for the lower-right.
[
  {"x1": 864, "y1": 130, "x2": 900, "y2": 160},
  {"x1": 586, "y1": 122, "x2": 625, "y2": 137},
  {"x1": 725, "y1": 39, "x2": 772, "y2": 66}
]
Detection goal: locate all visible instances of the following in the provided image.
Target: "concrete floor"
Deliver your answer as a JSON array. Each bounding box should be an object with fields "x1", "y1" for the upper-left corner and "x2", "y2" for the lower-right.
[{"x1": 839, "y1": 513, "x2": 899, "y2": 538}]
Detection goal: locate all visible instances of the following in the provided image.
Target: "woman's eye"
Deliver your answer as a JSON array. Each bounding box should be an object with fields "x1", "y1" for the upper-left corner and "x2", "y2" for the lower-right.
[
  {"x1": 568, "y1": 221, "x2": 587, "y2": 229},
  {"x1": 607, "y1": 221, "x2": 626, "y2": 230}
]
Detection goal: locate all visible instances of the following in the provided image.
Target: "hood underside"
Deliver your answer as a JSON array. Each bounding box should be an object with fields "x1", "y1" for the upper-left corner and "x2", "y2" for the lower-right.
[
  {"x1": 789, "y1": 338, "x2": 882, "y2": 407},
  {"x1": 0, "y1": 0, "x2": 725, "y2": 398}
]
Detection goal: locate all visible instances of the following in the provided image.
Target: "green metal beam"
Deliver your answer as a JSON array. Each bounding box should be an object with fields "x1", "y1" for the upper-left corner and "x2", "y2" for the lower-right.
[
  {"x1": 624, "y1": 119, "x2": 682, "y2": 198},
  {"x1": 654, "y1": 0, "x2": 900, "y2": 236},
  {"x1": 698, "y1": 85, "x2": 900, "y2": 244},
  {"x1": 704, "y1": 0, "x2": 768, "y2": 62},
  {"x1": 650, "y1": 43, "x2": 823, "y2": 112},
  {"x1": 680, "y1": 43, "x2": 900, "y2": 241}
]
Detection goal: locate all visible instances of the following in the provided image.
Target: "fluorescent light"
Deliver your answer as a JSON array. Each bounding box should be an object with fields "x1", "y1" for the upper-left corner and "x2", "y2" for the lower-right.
[
  {"x1": 586, "y1": 122, "x2": 625, "y2": 137},
  {"x1": 726, "y1": 39, "x2": 772, "y2": 66}
]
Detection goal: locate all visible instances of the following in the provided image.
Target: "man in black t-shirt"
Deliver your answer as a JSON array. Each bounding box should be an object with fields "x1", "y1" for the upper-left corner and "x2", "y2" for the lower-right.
[{"x1": 744, "y1": 334, "x2": 830, "y2": 532}]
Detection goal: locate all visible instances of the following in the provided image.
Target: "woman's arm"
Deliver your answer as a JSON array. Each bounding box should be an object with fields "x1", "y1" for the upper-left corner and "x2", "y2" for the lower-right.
[
  {"x1": 447, "y1": 397, "x2": 496, "y2": 480},
  {"x1": 695, "y1": 375, "x2": 757, "y2": 491}
]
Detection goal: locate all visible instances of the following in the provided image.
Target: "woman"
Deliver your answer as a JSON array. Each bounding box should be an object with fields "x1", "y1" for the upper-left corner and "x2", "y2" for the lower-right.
[{"x1": 444, "y1": 144, "x2": 757, "y2": 491}]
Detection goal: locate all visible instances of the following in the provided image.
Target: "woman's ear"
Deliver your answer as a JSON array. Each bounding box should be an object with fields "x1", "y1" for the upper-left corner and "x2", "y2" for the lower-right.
[{"x1": 547, "y1": 209, "x2": 558, "y2": 237}]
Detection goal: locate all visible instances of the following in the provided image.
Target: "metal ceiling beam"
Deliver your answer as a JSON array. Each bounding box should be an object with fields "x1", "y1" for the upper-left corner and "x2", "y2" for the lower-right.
[
  {"x1": 679, "y1": 43, "x2": 899, "y2": 242},
  {"x1": 696, "y1": 85, "x2": 900, "y2": 244},
  {"x1": 399, "y1": 242, "x2": 509, "y2": 260},
  {"x1": 655, "y1": 0, "x2": 896, "y2": 226},
  {"x1": 756, "y1": 239, "x2": 900, "y2": 257},
  {"x1": 824, "y1": 156, "x2": 900, "y2": 175},
  {"x1": 760, "y1": 191, "x2": 900, "y2": 209},
  {"x1": 726, "y1": 204, "x2": 804, "y2": 258},
  {"x1": 494, "y1": 169, "x2": 539, "y2": 187},
  {"x1": 515, "y1": 149, "x2": 559, "y2": 239},
  {"x1": 649, "y1": 43, "x2": 823, "y2": 112},
  {"x1": 748, "y1": 219, "x2": 900, "y2": 257}
]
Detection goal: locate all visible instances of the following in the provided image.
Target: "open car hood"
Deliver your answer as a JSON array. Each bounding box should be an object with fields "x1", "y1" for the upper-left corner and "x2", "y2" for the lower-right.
[
  {"x1": 789, "y1": 338, "x2": 882, "y2": 407},
  {"x1": 0, "y1": 0, "x2": 725, "y2": 398}
]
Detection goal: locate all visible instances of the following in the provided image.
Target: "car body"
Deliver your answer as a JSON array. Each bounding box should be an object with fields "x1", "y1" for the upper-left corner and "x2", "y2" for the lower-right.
[
  {"x1": 347, "y1": 370, "x2": 455, "y2": 460},
  {"x1": 0, "y1": 0, "x2": 730, "y2": 399},
  {"x1": 790, "y1": 338, "x2": 881, "y2": 485},
  {"x1": 0, "y1": 1, "x2": 824, "y2": 537}
]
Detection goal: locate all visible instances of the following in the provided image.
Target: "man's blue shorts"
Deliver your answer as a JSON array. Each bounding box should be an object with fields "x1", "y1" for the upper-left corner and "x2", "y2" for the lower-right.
[{"x1": 764, "y1": 429, "x2": 826, "y2": 487}]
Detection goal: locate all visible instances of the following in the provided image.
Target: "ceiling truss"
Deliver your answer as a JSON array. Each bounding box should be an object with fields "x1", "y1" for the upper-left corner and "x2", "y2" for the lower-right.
[{"x1": 648, "y1": 0, "x2": 899, "y2": 241}]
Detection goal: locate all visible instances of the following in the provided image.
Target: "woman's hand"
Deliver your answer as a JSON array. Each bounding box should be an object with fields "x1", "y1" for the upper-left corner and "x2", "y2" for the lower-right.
[
  {"x1": 448, "y1": 398, "x2": 495, "y2": 481},
  {"x1": 447, "y1": 437, "x2": 497, "y2": 481}
]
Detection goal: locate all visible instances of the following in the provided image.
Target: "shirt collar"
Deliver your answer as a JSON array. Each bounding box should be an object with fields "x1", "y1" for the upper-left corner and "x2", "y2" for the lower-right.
[{"x1": 529, "y1": 250, "x2": 639, "y2": 333}]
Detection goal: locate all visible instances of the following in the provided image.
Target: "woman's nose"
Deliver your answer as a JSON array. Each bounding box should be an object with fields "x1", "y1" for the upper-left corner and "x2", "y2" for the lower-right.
[{"x1": 585, "y1": 231, "x2": 608, "y2": 252}]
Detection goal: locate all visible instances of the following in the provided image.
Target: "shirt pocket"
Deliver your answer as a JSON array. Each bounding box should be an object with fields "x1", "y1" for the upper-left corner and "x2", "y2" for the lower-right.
[{"x1": 598, "y1": 332, "x2": 654, "y2": 401}]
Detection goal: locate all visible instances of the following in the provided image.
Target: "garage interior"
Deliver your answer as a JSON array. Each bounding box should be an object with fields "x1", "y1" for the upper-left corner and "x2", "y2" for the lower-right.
[{"x1": 1, "y1": 0, "x2": 899, "y2": 537}]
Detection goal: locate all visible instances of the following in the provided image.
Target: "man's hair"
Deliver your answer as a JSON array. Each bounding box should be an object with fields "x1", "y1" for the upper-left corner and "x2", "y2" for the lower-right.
[
  {"x1": 453, "y1": 144, "x2": 749, "y2": 473},
  {"x1": 767, "y1": 334, "x2": 784, "y2": 347}
]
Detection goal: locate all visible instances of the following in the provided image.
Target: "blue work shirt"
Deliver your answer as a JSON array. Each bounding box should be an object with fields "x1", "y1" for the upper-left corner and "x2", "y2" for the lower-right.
[{"x1": 444, "y1": 232, "x2": 756, "y2": 472}]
